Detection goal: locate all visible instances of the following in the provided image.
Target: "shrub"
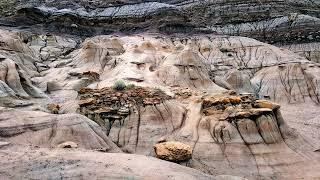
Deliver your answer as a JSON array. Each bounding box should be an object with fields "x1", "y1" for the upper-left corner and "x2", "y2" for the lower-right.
[
  {"x1": 112, "y1": 80, "x2": 126, "y2": 91},
  {"x1": 126, "y1": 83, "x2": 136, "y2": 90},
  {"x1": 0, "y1": 0, "x2": 16, "y2": 17}
]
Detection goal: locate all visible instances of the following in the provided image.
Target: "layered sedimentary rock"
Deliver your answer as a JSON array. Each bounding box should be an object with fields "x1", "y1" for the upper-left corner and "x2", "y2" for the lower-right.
[
  {"x1": 283, "y1": 42, "x2": 320, "y2": 63},
  {"x1": 0, "y1": 107, "x2": 121, "y2": 151},
  {"x1": 1, "y1": 0, "x2": 319, "y2": 73},
  {"x1": 77, "y1": 87, "x2": 320, "y2": 179},
  {"x1": 1, "y1": 0, "x2": 319, "y2": 46},
  {"x1": 30, "y1": 33, "x2": 319, "y2": 104},
  {"x1": 77, "y1": 86, "x2": 172, "y2": 136},
  {"x1": 0, "y1": 7, "x2": 320, "y2": 178}
]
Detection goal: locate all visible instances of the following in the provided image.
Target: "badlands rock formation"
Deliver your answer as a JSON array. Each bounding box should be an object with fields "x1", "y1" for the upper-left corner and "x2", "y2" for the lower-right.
[
  {"x1": 4, "y1": 0, "x2": 317, "y2": 64},
  {"x1": 0, "y1": 1, "x2": 320, "y2": 180},
  {"x1": 0, "y1": 107, "x2": 121, "y2": 151},
  {"x1": 1, "y1": 1, "x2": 319, "y2": 47}
]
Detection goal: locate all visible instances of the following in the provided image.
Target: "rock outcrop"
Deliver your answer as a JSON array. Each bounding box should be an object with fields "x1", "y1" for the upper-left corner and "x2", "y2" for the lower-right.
[
  {"x1": 76, "y1": 87, "x2": 320, "y2": 179},
  {"x1": 1, "y1": 0, "x2": 319, "y2": 46},
  {"x1": 0, "y1": 107, "x2": 121, "y2": 151},
  {"x1": 78, "y1": 86, "x2": 172, "y2": 136},
  {"x1": 33, "y1": 33, "x2": 319, "y2": 104}
]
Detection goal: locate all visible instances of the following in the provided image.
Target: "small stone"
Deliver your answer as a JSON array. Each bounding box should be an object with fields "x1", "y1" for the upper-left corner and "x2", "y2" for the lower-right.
[
  {"x1": 122, "y1": 94, "x2": 128, "y2": 99},
  {"x1": 157, "y1": 137, "x2": 167, "y2": 143},
  {"x1": 47, "y1": 103, "x2": 60, "y2": 114},
  {"x1": 57, "y1": 141, "x2": 78, "y2": 149}
]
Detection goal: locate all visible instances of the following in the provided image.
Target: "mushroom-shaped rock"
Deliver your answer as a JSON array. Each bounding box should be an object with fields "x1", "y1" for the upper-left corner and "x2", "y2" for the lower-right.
[{"x1": 154, "y1": 141, "x2": 192, "y2": 162}]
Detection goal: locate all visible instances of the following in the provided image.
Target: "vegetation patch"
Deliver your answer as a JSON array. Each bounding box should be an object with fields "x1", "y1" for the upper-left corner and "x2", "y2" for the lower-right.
[{"x1": 0, "y1": 0, "x2": 16, "y2": 17}]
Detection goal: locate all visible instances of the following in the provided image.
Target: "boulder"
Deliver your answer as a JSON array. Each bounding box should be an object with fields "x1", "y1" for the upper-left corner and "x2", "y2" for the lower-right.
[{"x1": 154, "y1": 141, "x2": 192, "y2": 162}]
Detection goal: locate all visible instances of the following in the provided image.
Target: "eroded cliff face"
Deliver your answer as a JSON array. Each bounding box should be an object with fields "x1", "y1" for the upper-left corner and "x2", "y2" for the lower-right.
[
  {"x1": 76, "y1": 87, "x2": 320, "y2": 179},
  {"x1": 1, "y1": 0, "x2": 319, "y2": 44},
  {"x1": 0, "y1": 1, "x2": 320, "y2": 180},
  {"x1": 1, "y1": 0, "x2": 319, "y2": 66}
]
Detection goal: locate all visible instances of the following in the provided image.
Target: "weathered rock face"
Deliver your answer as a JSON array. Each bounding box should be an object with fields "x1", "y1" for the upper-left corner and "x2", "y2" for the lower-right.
[
  {"x1": 283, "y1": 42, "x2": 320, "y2": 63},
  {"x1": 2, "y1": 0, "x2": 320, "y2": 46},
  {"x1": 76, "y1": 87, "x2": 320, "y2": 179},
  {"x1": 0, "y1": 57, "x2": 45, "y2": 98},
  {"x1": 0, "y1": 29, "x2": 47, "y2": 101},
  {"x1": 32, "y1": 33, "x2": 318, "y2": 104},
  {"x1": 77, "y1": 86, "x2": 172, "y2": 136},
  {"x1": 0, "y1": 107, "x2": 121, "y2": 152},
  {"x1": 251, "y1": 62, "x2": 320, "y2": 104}
]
